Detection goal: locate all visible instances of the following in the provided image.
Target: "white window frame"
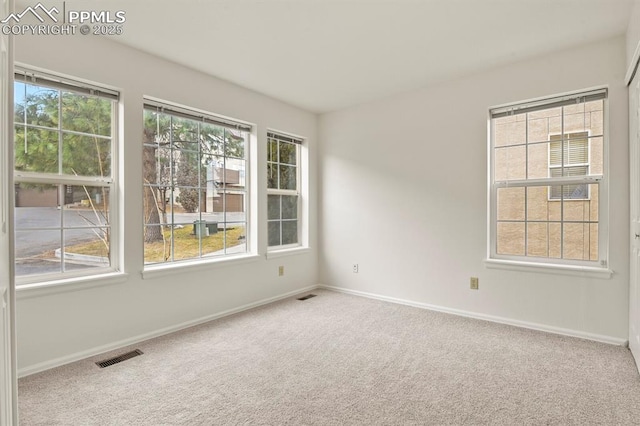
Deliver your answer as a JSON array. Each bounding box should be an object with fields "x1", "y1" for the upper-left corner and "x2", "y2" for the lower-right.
[
  {"x1": 267, "y1": 131, "x2": 303, "y2": 252},
  {"x1": 487, "y1": 88, "x2": 609, "y2": 273},
  {"x1": 13, "y1": 66, "x2": 120, "y2": 286},
  {"x1": 141, "y1": 98, "x2": 253, "y2": 270}
]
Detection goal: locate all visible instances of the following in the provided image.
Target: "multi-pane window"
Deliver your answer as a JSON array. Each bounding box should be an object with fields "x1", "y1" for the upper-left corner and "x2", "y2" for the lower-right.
[
  {"x1": 13, "y1": 69, "x2": 118, "y2": 283},
  {"x1": 489, "y1": 89, "x2": 606, "y2": 264},
  {"x1": 142, "y1": 101, "x2": 250, "y2": 265},
  {"x1": 267, "y1": 131, "x2": 302, "y2": 248}
]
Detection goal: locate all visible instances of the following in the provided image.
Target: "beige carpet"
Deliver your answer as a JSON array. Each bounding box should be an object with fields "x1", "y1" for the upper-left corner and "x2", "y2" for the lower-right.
[{"x1": 18, "y1": 289, "x2": 640, "y2": 425}]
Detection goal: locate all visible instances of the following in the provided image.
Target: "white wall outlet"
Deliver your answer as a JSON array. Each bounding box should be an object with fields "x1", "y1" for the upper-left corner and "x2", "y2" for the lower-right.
[
  {"x1": 278, "y1": 266, "x2": 284, "y2": 276},
  {"x1": 353, "y1": 264, "x2": 359, "y2": 273}
]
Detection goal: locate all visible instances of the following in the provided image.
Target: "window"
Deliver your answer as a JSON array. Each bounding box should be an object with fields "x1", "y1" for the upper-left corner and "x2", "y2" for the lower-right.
[
  {"x1": 267, "y1": 131, "x2": 302, "y2": 249},
  {"x1": 489, "y1": 89, "x2": 606, "y2": 265},
  {"x1": 142, "y1": 100, "x2": 251, "y2": 266},
  {"x1": 549, "y1": 132, "x2": 589, "y2": 200},
  {"x1": 13, "y1": 68, "x2": 119, "y2": 283}
]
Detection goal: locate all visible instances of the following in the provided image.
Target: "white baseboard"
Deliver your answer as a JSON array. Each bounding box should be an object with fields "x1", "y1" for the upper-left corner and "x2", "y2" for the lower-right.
[
  {"x1": 18, "y1": 285, "x2": 318, "y2": 378},
  {"x1": 318, "y1": 284, "x2": 629, "y2": 346}
]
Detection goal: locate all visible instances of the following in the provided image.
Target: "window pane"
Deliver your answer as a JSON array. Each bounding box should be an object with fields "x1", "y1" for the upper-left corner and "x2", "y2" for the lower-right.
[
  {"x1": 15, "y1": 182, "x2": 59, "y2": 213},
  {"x1": 527, "y1": 222, "x2": 548, "y2": 257},
  {"x1": 222, "y1": 191, "x2": 246, "y2": 222},
  {"x1": 14, "y1": 126, "x2": 59, "y2": 173},
  {"x1": 563, "y1": 103, "x2": 586, "y2": 132},
  {"x1": 143, "y1": 224, "x2": 169, "y2": 264},
  {"x1": 589, "y1": 184, "x2": 599, "y2": 221},
  {"x1": 174, "y1": 149, "x2": 200, "y2": 188},
  {"x1": 62, "y1": 133, "x2": 111, "y2": 177},
  {"x1": 221, "y1": 224, "x2": 246, "y2": 255},
  {"x1": 549, "y1": 181, "x2": 588, "y2": 200},
  {"x1": 279, "y1": 165, "x2": 297, "y2": 190},
  {"x1": 176, "y1": 187, "x2": 201, "y2": 213},
  {"x1": 282, "y1": 195, "x2": 298, "y2": 220},
  {"x1": 590, "y1": 137, "x2": 604, "y2": 175},
  {"x1": 526, "y1": 186, "x2": 549, "y2": 221},
  {"x1": 279, "y1": 141, "x2": 297, "y2": 165},
  {"x1": 268, "y1": 221, "x2": 281, "y2": 247},
  {"x1": 13, "y1": 81, "x2": 26, "y2": 124},
  {"x1": 563, "y1": 200, "x2": 591, "y2": 222},
  {"x1": 267, "y1": 163, "x2": 278, "y2": 189},
  {"x1": 61, "y1": 92, "x2": 111, "y2": 137},
  {"x1": 528, "y1": 107, "x2": 562, "y2": 134},
  {"x1": 268, "y1": 138, "x2": 277, "y2": 162},
  {"x1": 63, "y1": 227, "x2": 110, "y2": 270},
  {"x1": 201, "y1": 123, "x2": 224, "y2": 156},
  {"x1": 494, "y1": 145, "x2": 526, "y2": 181},
  {"x1": 15, "y1": 229, "x2": 62, "y2": 277},
  {"x1": 63, "y1": 186, "x2": 110, "y2": 224},
  {"x1": 268, "y1": 195, "x2": 280, "y2": 220},
  {"x1": 527, "y1": 114, "x2": 549, "y2": 144},
  {"x1": 497, "y1": 187, "x2": 525, "y2": 221},
  {"x1": 549, "y1": 133, "x2": 588, "y2": 167},
  {"x1": 171, "y1": 116, "x2": 198, "y2": 144},
  {"x1": 590, "y1": 224, "x2": 599, "y2": 260},
  {"x1": 282, "y1": 220, "x2": 298, "y2": 245},
  {"x1": 526, "y1": 142, "x2": 547, "y2": 179},
  {"x1": 549, "y1": 222, "x2": 562, "y2": 258},
  {"x1": 225, "y1": 128, "x2": 245, "y2": 159},
  {"x1": 563, "y1": 223, "x2": 591, "y2": 261},
  {"x1": 22, "y1": 83, "x2": 59, "y2": 128},
  {"x1": 494, "y1": 115, "x2": 526, "y2": 147},
  {"x1": 496, "y1": 222, "x2": 525, "y2": 255},
  {"x1": 223, "y1": 158, "x2": 245, "y2": 189},
  {"x1": 548, "y1": 192, "x2": 561, "y2": 221},
  {"x1": 588, "y1": 108, "x2": 604, "y2": 136}
]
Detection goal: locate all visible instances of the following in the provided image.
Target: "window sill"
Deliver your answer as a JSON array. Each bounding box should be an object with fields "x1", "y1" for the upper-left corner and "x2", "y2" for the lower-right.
[
  {"x1": 484, "y1": 258, "x2": 613, "y2": 279},
  {"x1": 142, "y1": 253, "x2": 261, "y2": 279},
  {"x1": 266, "y1": 246, "x2": 310, "y2": 259},
  {"x1": 16, "y1": 271, "x2": 129, "y2": 300}
]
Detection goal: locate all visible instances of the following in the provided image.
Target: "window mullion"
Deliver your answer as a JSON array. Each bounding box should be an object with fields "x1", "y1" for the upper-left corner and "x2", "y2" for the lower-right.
[
  {"x1": 525, "y1": 114, "x2": 529, "y2": 256},
  {"x1": 560, "y1": 106, "x2": 565, "y2": 259}
]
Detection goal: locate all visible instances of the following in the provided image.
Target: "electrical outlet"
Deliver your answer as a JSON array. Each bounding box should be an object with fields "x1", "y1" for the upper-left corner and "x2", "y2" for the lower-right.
[
  {"x1": 470, "y1": 277, "x2": 479, "y2": 290},
  {"x1": 278, "y1": 266, "x2": 284, "y2": 276},
  {"x1": 353, "y1": 264, "x2": 359, "y2": 273}
]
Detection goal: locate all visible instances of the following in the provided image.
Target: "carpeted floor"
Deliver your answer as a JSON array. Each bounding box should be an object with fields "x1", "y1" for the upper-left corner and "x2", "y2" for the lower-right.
[{"x1": 18, "y1": 289, "x2": 640, "y2": 425}]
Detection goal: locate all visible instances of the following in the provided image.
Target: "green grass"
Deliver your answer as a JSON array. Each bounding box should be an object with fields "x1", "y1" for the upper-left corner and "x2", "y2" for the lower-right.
[{"x1": 66, "y1": 225, "x2": 245, "y2": 262}]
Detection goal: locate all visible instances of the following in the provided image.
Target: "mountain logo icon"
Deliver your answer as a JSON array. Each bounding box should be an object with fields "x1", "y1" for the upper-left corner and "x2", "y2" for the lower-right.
[{"x1": 1, "y1": 3, "x2": 59, "y2": 24}]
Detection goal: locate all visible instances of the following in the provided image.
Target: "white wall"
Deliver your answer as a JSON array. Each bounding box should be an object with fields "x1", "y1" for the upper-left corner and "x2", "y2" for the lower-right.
[
  {"x1": 627, "y1": 0, "x2": 640, "y2": 73},
  {"x1": 319, "y1": 36, "x2": 629, "y2": 341},
  {"x1": 14, "y1": 35, "x2": 318, "y2": 372}
]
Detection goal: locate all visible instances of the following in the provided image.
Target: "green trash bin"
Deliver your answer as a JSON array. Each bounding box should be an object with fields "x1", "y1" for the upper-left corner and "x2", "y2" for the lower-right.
[
  {"x1": 206, "y1": 221, "x2": 218, "y2": 235},
  {"x1": 193, "y1": 220, "x2": 209, "y2": 237}
]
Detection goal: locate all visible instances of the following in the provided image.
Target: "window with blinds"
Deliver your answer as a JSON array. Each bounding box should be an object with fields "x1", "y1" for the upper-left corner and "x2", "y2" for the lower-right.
[
  {"x1": 549, "y1": 132, "x2": 589, "y2": 199},
  {"x1": 489, "y1": 89, "x2": 607, "y2": 265}
]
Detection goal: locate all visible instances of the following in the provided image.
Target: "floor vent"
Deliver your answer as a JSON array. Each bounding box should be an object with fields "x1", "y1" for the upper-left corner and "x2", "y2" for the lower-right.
[
  {"x1": 297, "y1": 294, "x2": 317, "y2": 301},
  {"x1": 96, "y1": 349, "x2": 143, "y2": 368}
]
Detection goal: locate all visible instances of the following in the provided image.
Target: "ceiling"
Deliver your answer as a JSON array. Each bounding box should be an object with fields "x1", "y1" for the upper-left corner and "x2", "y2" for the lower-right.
[{"x1": 67, "y1": 1, "x2": 635, "y2": 112}]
